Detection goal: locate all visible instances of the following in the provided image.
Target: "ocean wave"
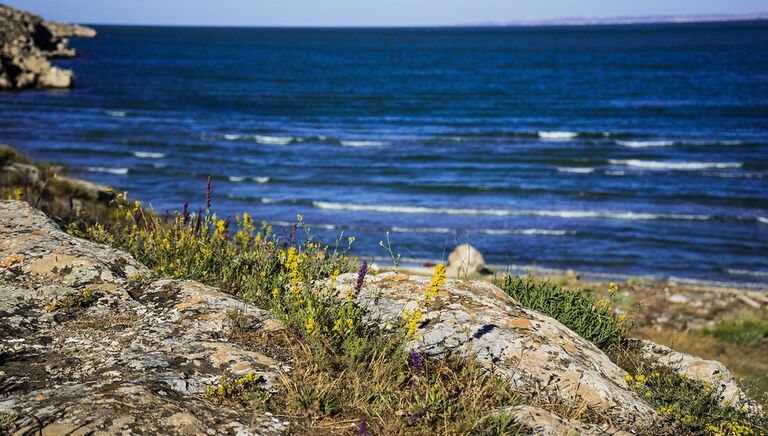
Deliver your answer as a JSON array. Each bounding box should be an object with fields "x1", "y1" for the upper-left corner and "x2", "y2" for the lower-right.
[
  {"x1": 220, "y1": 134, "x2": 293, "y2": 145},
  {"x1": 538, "y1": 131, "x2": 578, "y2": 140},
  {"x1": 605, "y1": 170, "x2": 627, "y2": 176},
  {"x1": 340, "y1": 140, "x2": 387, "y2": 147},
  {"x1": 254, "y1": 135, "x2": 293, "y2": 145},
  {"x1": 228, "y1": 176, "x2": 270, "y2": 184},
  {"x1": 727, "y1": 269, "x2": 768, "y2": 278},
  {"x1": 616, "y1": 140, "x2": 676, "y2": 147},
  {"x1": 152, "y1": 163, "x2": 167, "y2": 168},
  {"x1": 758, "y1": 217, "x2": 768, "y2": 224},
  {"x1": 86, "y1": 167, "x2": 129, "y2": 175},
  {"x1": 557, "y1": 167, "x2": 595, "y2": 174},
  {"x1": 390, "y1": 226, "x2": 571, "y2": 236},
  {"x1": 312, "y1": 201, "x2": 709, "y2": 221},
  {"x1": 609, "y1": 159, "x2": 742, "y2": 170},
  {"x1": 106, "y1": 111, "x2": 127, "y2": 117},
  {"x1": 132, "y1": 151, "x2": 165, "y2": 159}
]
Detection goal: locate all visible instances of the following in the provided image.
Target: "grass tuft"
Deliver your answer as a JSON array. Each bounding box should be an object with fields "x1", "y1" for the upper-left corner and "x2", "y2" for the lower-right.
[
  {"x1": 703, "y1": 314, "x2": 768, "y2": 348},
  {"x1": 497, "y1": 275, "x2": 629, "y2": 351}
]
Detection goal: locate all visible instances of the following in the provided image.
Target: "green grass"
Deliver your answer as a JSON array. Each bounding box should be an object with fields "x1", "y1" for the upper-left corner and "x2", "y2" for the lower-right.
[
  {"x1": 497, "y1": 275, "x2": 629, "y2": 351},
  {"x1": 703, "y1": 314, "x2": 768, "y2": 348}
]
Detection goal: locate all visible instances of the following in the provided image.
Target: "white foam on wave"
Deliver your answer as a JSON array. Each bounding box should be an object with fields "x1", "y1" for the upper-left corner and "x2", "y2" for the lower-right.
[
  {"x1": 605, "y1": 170, "x2": 627, "y2": 176},
  {"x1": 616, "y1": 140, "x2": 676, "y2": 147},
  {"x1": 254, "y1": 135, "x2": 293, "y2": 145},
  {"x1": 228, "y1": 176, "x2": 270, "y2": 184},
  {"x1": 609, "y1": 159, "x2": 742, "y2": 170},
  {"x1": 86, "y1": 167, "x2": 129, "y2": 175},
  {"x1": 340, "y1": 140, "x2": 387, "y2": 147},
  {"x1": 390, "y1": 227, "x2": 571, "y2": 236},
  {"x1": 132, "y1": 151, "x2": 165, "y2": 159},
  {"x1": 312, "y1": 201, "x2": 709, "y2": 221},
  {"x1": 557, "y1": 167, "x2": 595, "y2": 174},
  {"x1": 485, "y1": 228, "x2": 571, "y2": 236},
  {"x1": 223, "y1": 134, "x2": 242, "y2": 140},
  {"x1": 538, "y1": 131, "x2": 578, "y2": 140},
  {"x1": 106, "y1": 111, "x2": 126, "y2": 117},
  {"x1": 758, "y1": 217, "x2": 768, "y2": 224}
]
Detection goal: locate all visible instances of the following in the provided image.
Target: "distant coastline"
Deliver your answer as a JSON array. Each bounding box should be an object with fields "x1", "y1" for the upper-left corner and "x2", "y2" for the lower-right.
[
  {"x1": 73, "y1": 12, "x2": 768, "y2": 28},
  {"x1": 460, "y1": 12, "x2": 768, "y2": 28}
]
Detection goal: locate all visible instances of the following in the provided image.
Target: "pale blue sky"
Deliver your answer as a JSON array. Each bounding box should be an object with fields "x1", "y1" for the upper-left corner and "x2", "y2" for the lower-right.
[{"x1": 14, "y1": 0, "x2": 768, "y2": 26}]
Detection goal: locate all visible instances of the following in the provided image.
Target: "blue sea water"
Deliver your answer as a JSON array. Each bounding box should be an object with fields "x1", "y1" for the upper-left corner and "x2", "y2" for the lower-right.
[{"x1": 2, "y1": 22, "x2": 767, "y2": 287}]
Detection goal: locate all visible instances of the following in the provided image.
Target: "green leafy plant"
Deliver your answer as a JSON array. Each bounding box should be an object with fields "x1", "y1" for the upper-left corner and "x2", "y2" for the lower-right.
[{"x1": 497, "y1": 275, "x2": 629, "y2": 351}]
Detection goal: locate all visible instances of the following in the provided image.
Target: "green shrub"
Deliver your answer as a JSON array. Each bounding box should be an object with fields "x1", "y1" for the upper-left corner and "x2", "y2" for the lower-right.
[
  {"x1": 497, "y1": 275, "x2": 628, "y2": 351},
  {"x1": 703, "y1": 315, "x2": 768, "y2": 347}
]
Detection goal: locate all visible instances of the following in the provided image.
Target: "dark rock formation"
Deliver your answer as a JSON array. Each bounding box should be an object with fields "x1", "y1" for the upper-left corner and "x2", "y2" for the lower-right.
[{"x1": 0, "y1": 4, "x2": 96, "y2": 90}]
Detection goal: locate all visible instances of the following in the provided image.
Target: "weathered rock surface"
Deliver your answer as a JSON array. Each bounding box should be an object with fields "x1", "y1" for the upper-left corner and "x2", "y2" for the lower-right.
[
  {"x1": 0, "y1": 4, "x2": 95, "y2": 90},
  {"x1": 630, "y1": 339, "x2": 746, "y2": 407},
  {"x1": 446, "y1": 243, "x2": 486, "y2": 277},
  {"x1": 332, "y1": 272, "x2": 659, "y2": 431},
  {"x1": 0, "y1": 201, "x2": 291, "y2": 434},
  {"x1": 509, "y1": 405, "x2": 631, "y2": 436}
]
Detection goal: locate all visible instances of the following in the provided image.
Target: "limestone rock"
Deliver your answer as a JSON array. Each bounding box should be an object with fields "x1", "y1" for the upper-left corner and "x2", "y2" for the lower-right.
[
  {"x1": 0, "y1": 162, "x2": 43, "y2": 186},
  {"x1": 43, "y1": 20, "x2": 98, "y2": 39},
  {"x1": 0, "y1": 4, "x2": 94, "y2": 90},
  {"x1": 630, "y1": 338, "x2": 747, "y2": 407},
  {"x1": 331, "y1": 272, "x2": 658, "y2": 431},
  {"x1": 508, "y1": 405, "x2": 631, "y2": 436},
  {"x1": 0, "y1": 201, "x2": 291, "y2": 434},
  {"x1": 446, "y1": 244, "x2": 486, "y2": 277},
  {"x1": 38, "y1": 65, "x2": 73, "y2": 88}
]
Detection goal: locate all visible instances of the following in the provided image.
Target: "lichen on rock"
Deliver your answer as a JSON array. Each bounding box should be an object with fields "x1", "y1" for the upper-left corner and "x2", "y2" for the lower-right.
[{"x1": 0, "y1": 201, "x2": 290, "y2": 434}]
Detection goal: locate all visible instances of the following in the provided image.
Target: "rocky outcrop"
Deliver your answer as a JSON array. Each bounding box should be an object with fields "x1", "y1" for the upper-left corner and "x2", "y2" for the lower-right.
[
  {"x1": 331, "y1": 272, "x2": 659, "y2": 431},
  {"x1": 0, "y1": 201, "x2": 290, "y2": 434},
  {"x1": 42, "y1": 20, "x2": 97, "y2": 39},
  {"x1": 0, "y1": 4, "x2": 95, "y2": 90}
]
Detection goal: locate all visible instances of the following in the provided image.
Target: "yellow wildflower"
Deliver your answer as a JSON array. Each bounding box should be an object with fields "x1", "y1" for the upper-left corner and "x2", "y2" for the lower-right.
[{"x1": 305, "y1": 316, "x2": 316, "y2": 336}]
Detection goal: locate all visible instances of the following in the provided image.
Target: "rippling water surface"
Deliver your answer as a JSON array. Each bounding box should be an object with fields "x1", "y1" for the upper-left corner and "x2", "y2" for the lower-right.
[{"x1": 2, "y1": 22, "x2": 767, "y2": 286}]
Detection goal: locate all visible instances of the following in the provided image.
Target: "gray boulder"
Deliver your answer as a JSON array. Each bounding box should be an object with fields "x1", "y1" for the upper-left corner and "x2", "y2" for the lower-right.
[{"x1": 446, "y1": 243, "x2": 486, "y2": 277}]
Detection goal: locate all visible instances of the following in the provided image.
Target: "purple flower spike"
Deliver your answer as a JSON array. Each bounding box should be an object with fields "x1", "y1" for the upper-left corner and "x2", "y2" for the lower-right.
[
  {"x1": 354, "y1": 260, "x2": 368, "y2": 298},
  {"x1": 409, "y1": 349, "x2": 423, "y2": 375},
  {"x1": 409, "y1": 407, "x2": 427, "y2": 424},
  {"x1": 181, "y1": 201, "x2": 189, "y2": 222},
  {"x1": 205, "y1": 176, "x2": 212, "y2": 210},
  {"x1": 357, "y1": 419, "x2": 369, "y2": 436}
]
